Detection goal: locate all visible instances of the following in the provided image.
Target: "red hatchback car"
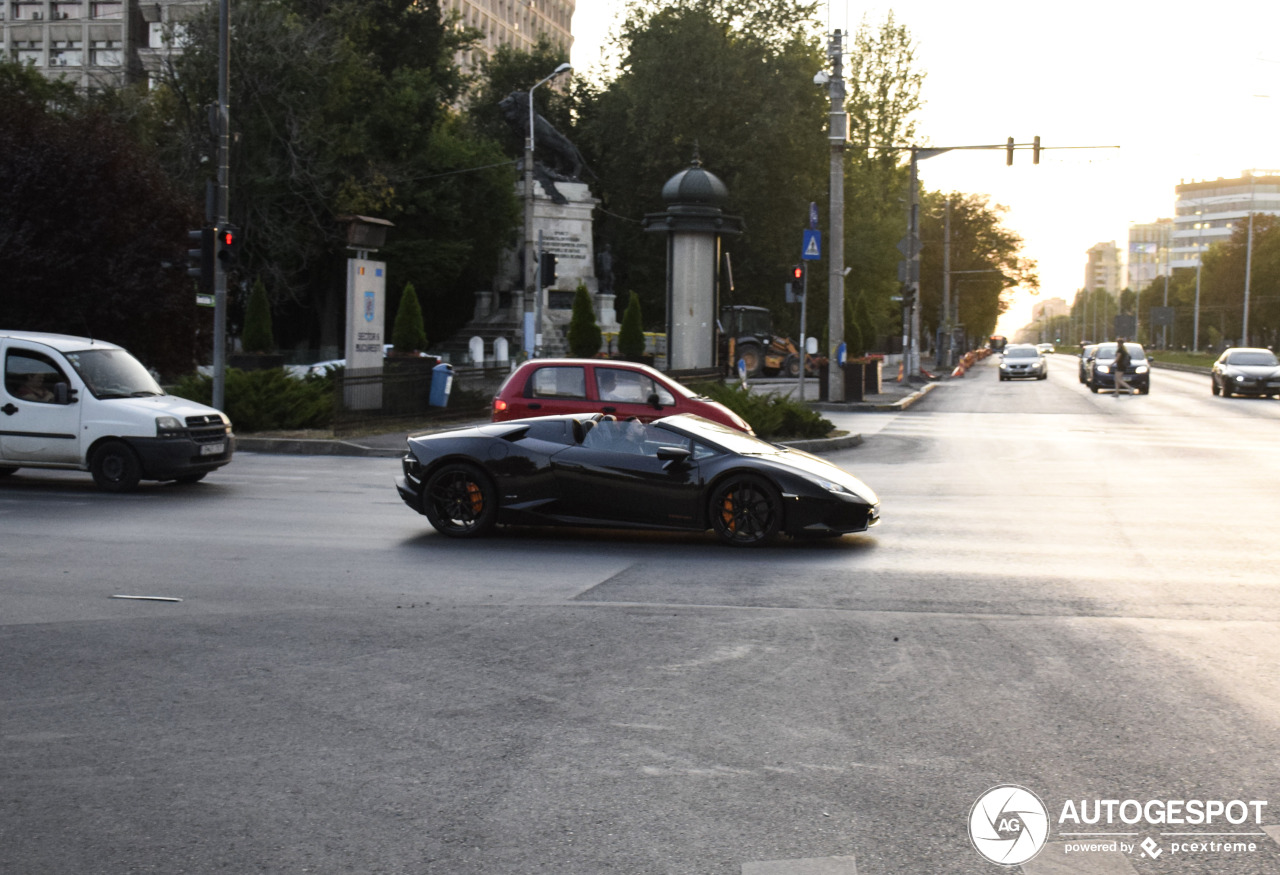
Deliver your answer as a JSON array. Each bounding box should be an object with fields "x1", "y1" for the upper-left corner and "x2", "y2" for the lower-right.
[{"x1": 491, "y1": 359, "x2": 753, "y2": 434}]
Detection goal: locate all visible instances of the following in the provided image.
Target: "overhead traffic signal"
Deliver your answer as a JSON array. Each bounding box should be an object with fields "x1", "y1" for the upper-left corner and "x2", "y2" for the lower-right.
[
  {"x1": 187, "y1": 227, "x2": 214, "y2": 290},
  {"x1": 1033, "y1": 135, "x2": 1041, "y2": 164},
  {"x1": 1006, "y1": 136, "x2": 1015, "y2": 166}
]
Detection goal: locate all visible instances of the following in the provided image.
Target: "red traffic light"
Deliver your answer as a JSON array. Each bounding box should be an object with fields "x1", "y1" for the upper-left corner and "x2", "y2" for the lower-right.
[
  {"x1": 216, "y1": 224, "x2": 239, "y2": 264},
  {"x1": 791, "y1": 265, "x2": 804, "y2": 281}
]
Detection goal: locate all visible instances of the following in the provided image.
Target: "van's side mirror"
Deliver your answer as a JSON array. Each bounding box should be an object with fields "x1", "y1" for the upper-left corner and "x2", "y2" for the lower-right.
[{"x1": 54, "y1": 382, "x2": 77, "y2": 405}]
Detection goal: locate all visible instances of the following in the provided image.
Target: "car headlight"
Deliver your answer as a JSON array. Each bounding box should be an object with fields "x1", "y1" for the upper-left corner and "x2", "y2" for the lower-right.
[
  {"x1": 999, "y1": 362, "x2": 1009, "y2": 369},
  {"x1": 156, "y1": 415, "x2": 184, "y2": 436},
  {"x1": 1135, "y1": 365, "x2": 1148, "y2": 374},
  {"x1": 1236, "y1": 374, "x2": 1246, "y2": 382},
  {"x1": 816, "y1": 478, "x2": 854, "y2": 496},
  {"x1": 1096, "y1": 364, "x2": 1111, "y2": 374}
]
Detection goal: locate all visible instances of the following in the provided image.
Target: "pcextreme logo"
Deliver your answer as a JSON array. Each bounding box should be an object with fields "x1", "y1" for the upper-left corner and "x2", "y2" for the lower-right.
[
  {"x1": 968, "y1": 784, "x2": 1050, "y2": 866},
  {"x1": 968, "y1": 784, "x2": 1271, "y2": 867}
]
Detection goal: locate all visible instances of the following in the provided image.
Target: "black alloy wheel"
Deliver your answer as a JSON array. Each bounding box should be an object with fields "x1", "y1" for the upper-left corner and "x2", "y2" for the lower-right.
[
  {"x1": 709, "y1": 474, "x2": 782, "y2": 546},
  {"x1": 423, "y1": 463, "x2": 498, "y2": 538},
  {"x1": 90, "y1": 440, "x2": 142, "y2": 492}
]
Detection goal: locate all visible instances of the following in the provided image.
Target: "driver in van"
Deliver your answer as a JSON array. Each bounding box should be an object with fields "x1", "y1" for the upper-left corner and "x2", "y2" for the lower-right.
[{"x1": 15, "y1": 371, "x2": 55, "y2": 403}]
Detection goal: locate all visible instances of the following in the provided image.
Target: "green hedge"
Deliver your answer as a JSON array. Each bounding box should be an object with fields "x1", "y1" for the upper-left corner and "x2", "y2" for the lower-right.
[
  {"x1": 697, "y1": 382, "x2": 833, "y2": 440},
  {"x1": 170, "y1": 369, "x2": 333, "y2": 432}
]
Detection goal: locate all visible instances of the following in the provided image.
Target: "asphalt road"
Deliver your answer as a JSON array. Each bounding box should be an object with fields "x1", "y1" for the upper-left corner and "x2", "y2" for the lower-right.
[{"x1": 3, "y1": 355, "x2": 1279, "y2": 875}]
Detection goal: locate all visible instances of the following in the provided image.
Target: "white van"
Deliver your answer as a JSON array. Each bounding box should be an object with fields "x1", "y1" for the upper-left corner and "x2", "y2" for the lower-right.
[{"x1": 0, "y1": 331, "x2": 235, "y2": 491}]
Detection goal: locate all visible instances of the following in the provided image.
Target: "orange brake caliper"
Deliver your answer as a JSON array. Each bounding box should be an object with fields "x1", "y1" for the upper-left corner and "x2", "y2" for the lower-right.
[
  {"x1": 721, "y1": 494, "x2": 736, "y2": 532},
  {"x1": 467, "y1": 481, "x2": 483, "y2": 516}
]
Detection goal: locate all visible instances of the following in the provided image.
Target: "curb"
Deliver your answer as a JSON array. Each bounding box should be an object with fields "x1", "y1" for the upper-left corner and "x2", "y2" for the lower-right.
[
  {"x1": 235, "y1": 437, "x2": 406, "y2": 458},
  {"x1": 236, "y1": 385, "x2": 944, "y2": 459}
]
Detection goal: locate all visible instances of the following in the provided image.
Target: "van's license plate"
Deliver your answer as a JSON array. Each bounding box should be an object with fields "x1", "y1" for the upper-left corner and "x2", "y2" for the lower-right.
[{"x1": 201, "y1": 442, "x2": 225, "y2": 456}]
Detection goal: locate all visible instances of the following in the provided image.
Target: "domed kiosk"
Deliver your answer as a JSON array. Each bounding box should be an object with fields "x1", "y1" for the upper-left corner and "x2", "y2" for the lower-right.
[{"x1": 643, "y1": 155, "x2": 743, "y2": 371}]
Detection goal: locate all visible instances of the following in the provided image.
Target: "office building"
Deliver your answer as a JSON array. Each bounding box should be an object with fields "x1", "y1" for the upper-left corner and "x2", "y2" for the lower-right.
[
  {"x1": 443, "y1": 0, "x2": 574, "y2": 73},
  {"x1": 1084, "y1": 241, "x2": 1121, "y2": 295},
  {"x1": 4, "y1": 0, "x2": 575, "y2": 90},
  {"x1": 1171, "y1": 171, "x2": 1280, "y2": 269},
  {"x1": 1126, "y1": 219, "x2": 1172, "y2": 292}
]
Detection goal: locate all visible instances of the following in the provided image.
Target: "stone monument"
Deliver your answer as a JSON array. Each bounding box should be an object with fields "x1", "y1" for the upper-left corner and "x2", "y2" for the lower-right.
[{"x1": 458, "y1": 92, "x2": 616, "y2": 360}]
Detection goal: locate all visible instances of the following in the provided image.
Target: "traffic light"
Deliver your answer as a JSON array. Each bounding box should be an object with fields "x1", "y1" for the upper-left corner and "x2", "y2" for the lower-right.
[
  {"x1": 187, "y1": 227, "x2": 214, "y2": 290},
  {"x1": 785, "y1": 264, "x2": 804, "y2": 303},
  {"x1": 216, "y1": 224, "x2": 239, "y2": 266},
  {"x1": 1006, "y1": 136, "x2": 1015, "y2": 166},
  {"x1": 1032, "y1": 135, "x2": 1041, "y2": 165},
  {"x1": 539, "y1": 251, "x2": 557, "y2": 288}
]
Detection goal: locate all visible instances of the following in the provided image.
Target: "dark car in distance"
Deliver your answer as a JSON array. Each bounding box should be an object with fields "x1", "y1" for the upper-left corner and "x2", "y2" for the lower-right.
[
  {"x1": 1212, "y1": 347, "x2": 1280, "y2": 397},
  {"x1": 1087, "y1": 341, "x2": 1150, "y2": 394},
  {"x1": 396, "y1": 413, "x2": 880, "y2": 546},
  {"x1": 492, "y1": 358, "x2": 752, "y2": 433}
]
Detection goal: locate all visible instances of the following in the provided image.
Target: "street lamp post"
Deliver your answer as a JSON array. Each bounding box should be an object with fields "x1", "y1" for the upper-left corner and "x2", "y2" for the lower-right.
[{"x1": 523, "y1": 62, "x2": 572, "y2": 357}]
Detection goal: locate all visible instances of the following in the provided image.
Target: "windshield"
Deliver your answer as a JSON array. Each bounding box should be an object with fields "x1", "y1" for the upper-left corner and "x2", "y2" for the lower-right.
[
  {"x1": 1094, "y1": 343, "x2": 1146, "y2": 361},
  {"x1": 658, "y1": 415, "x2": 779, "y2": 455},
  {"x1": 64, "y1": 348, "x2": 164, "y2": 399},
  {"x1": 1004, "y1": 347, "x2": 1038, "y2": 358},
  {"x1": 1228, "y1": 350, "x2": 1279, "y2": 366},
  {"x1": 733, "y1": 308, "x2": 773, "y2": 336}
]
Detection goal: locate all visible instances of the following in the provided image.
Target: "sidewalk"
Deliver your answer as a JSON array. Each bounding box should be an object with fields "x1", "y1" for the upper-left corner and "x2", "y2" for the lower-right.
[{"x1": 235, "y1": 377, "x2": 942, "y2": 459}]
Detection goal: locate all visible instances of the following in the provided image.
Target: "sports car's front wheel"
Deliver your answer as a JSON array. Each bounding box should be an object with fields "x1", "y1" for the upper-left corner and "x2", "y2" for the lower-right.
[
  {"x1": 423, "y1": 463, "x2": 498, "y2": 538},
  {"x1": 709, "y1": 475, "x2": 782, "y2": 546}
]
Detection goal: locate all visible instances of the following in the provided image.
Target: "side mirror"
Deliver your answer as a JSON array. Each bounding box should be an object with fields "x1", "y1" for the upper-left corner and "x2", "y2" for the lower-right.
[
  {"x1": 647, "y1": 392, "x2": 663, "y2": 410},
  {"x1": 656, "y1": 446, "x2": 691, "y2": 468},
  {"x1": 54, "y1": 382, "x2": 77, "y2": 404}
]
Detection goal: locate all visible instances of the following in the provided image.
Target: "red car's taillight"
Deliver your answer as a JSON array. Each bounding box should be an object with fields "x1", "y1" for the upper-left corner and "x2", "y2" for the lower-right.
[{"x1": 493, "y1": 398, "x2": 508, "y2": 413}]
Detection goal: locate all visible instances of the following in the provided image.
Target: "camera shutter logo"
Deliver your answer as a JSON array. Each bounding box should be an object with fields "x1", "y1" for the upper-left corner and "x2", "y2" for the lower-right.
[{"x1": 968, "y1": 784, "x2": 1050, "y2": 866}]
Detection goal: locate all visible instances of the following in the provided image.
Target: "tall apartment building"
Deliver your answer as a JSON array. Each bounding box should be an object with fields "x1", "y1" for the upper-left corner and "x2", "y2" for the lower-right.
[
  {"x1": 4, "y1": 0, "x2": 575, "y2": 90},
  {"x1": 1084, "y1": 241, "x2": 1121, "y2": 295},
  {"x1": 440, "y1": 0, "x2": 574, "y2": 73},
  {"x1": 1171, "y1": 170, "x2": 1280, "y2": 269},
  {"x1": 2, "y1": 0, "x2": 204, "y2": 90},
  {"x1": 1126, "y1": 219, "x2": 1172, "y2": 292}
]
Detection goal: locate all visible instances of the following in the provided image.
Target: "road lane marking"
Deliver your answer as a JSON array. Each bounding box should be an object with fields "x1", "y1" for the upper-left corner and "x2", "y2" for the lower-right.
[{"x1": 742, "y1": 855, "x2": 858, "y2": 874}]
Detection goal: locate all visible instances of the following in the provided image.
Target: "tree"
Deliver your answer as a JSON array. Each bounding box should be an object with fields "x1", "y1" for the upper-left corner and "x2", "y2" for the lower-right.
[
  {"x1": 567, "y1": 284, "x2": 602, "y2": 357},
  {"x1": 573, "y1": 0, "x2": 828, "y2": 336},
  {"x1": 391, "y1": 282, "x2": 427, "y2": 354},
  {"x1": 153, "y1": 0, "x2": 518, "y2": 354},
  {"x1": 241, "y1": 278, "x2": 275, "y2": 353},
  {"x1": 618, "y1": 291, "x2": 646, "y2": 360},
  {"x1": 0, "y1": 60, "x2": 200, "y2": 376},
  {"x1": 918, "y1": 192, "x2": 1037, "y2": 345}
]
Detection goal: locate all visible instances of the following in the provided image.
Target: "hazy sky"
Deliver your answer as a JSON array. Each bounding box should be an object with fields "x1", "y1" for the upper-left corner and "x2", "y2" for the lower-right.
[{"x1": 570, "y1": 1, "x2": 1280, "y2": 333}]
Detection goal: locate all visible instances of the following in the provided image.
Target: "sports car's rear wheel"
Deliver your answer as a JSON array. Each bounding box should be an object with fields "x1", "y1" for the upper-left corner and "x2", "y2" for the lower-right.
[
  {"x1": 423, "y1": 463, "x2": 497, "y2": 538},
  {"x1": 709, "y1": 474, "x2": 782, "y2": 546}
]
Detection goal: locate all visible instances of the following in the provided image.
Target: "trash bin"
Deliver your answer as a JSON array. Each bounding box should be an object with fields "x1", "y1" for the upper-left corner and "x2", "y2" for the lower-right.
[
  {"x1": 864, "y1": 358, "x2": 883, "y2": 395},
  {"x1": 429, "y1": 362, "x2": 454, "y2": 407},
  {"x1": 841, "y1": 362, "x2": 865, "y2": 402}
]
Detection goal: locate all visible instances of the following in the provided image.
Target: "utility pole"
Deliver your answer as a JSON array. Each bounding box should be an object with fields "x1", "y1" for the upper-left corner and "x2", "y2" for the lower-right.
[
  {"x1": 823, "y1": 30, "x2": 848, "y2": 402},
  {"x1": 211, "y1": 0, "x2": 231, "y2": 411}
]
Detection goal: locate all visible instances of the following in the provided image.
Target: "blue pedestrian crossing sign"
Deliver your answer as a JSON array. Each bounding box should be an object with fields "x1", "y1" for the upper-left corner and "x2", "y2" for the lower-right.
[{"x1": 802, "y1": 229, "x2": 822, "y2": 261}]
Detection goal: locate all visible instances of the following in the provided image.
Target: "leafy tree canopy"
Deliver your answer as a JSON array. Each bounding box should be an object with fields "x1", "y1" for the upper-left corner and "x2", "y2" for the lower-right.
[{"x1": 0, "y1": 60, "x2": 200, "y2": 375}]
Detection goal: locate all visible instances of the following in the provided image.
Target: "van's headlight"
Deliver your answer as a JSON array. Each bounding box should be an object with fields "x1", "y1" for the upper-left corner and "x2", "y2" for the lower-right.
[
  {"x1": 1135, "y1": 365, "x2": 1148, "y2": 374},
  {"x1": 1096, "y1": 364, "x2": 1111, "y2": 374},
  {"x1": 156, "y1": 415, "x2": 184, "y2": 436}
]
